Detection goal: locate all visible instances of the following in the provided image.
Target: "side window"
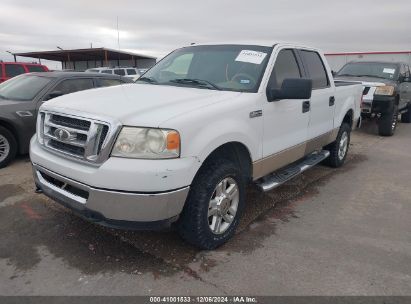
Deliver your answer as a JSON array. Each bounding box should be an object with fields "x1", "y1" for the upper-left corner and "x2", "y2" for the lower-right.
[
  {"x1": 27, "y1": 65, "x2": 46, "y2": 72},
  {"x1": 99, "y1": 78, "x2": 122, "y2": 87},
  {"x1": 268, "y1": 49, "x2": 301, "y2": 89},
  {"x1": 101, "y1": 70, "x2": 113, "y2": 74},
  {"x1": 114, "y1": 69, "x2": 126, "y2": 76},
  {"x1": 0, "y1": 65, "x2": 3, "y2": 77},
  {"x1": 53, "y1": 78, "x2": 94, "y2": 95},
  {"x1": 5, "y1": 64, "x2": 25, "y2": 77},
  {"x1": 300, "y1": 51, "x2": 329, "y2": 89},
  {"x1": 399, "y1": 64, "x2": 408, "y2": 79},
  {"x1": 126, "y1": 69, "x2": 137, "y2": 75},
  {"x1": 405, "y1": 65, "x2": 410, "y2": 78}
]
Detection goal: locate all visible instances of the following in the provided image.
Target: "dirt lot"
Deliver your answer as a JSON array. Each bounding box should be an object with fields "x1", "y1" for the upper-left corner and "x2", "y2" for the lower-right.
[{"x1": 0, "y1": 121, "x2": 410, "y2": 296}]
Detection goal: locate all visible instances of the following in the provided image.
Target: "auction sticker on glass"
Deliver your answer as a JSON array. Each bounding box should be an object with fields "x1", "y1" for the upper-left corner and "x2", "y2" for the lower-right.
[
  {"x1": 235, "y1": 50, "x2": 267, "y2": 64},
  {"x1": 383, "y1": 68, "x2": 395, "y2": 74}
]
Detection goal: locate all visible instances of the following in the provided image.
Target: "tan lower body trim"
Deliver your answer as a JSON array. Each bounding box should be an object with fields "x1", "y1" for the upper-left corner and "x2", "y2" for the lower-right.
[{"x1": 252, "y1": 128, "x2": 339, "y2": 180}]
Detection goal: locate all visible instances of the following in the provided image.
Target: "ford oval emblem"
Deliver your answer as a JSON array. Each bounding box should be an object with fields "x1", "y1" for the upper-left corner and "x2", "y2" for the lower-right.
[{"x1": 54, "y1": 128, "x2": 73, "y2": 141}]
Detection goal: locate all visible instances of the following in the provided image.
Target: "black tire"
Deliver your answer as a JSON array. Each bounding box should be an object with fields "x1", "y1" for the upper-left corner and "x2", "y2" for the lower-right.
[
  {"x1": 0, "y1": 126, "x2": 17, "y2": 169},
  {"x1": 177, "y1": 159, "x2": 245, "y2": 250},
  {"x1": 401, "y1": 103, "x2": 411, "y2": 123},
  {"x1": 378, "y1": 105, "x2": 398, "y2": 136},
  {"x1": 324, "y1": 123, "x2": 351, "y2": 168}
]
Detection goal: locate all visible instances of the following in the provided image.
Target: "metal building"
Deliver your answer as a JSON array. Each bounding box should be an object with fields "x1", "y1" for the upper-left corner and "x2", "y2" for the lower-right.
[
  {"x1": 325, "y1": 51, "x2": 411, "y2": 72},
  {"x1": 13, "y1": 48, "x2": 156, "y2": 71}
]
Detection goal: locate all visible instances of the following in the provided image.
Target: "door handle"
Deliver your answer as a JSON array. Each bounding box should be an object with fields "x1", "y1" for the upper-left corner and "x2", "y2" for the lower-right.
[
  {"x1": 302, "y1": 100, "x2": 310, "y2": 113},
  {"x1": 329, "y1": 96, "x2": 335, "y2": 106}
]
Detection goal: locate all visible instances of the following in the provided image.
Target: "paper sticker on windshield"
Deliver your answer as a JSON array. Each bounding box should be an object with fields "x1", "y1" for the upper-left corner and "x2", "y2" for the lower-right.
[
  {"x1": 383, "y1": 68, "x2": 395, "y2": 74},
  {"x1": 235, "y1": 50, "x2": 267, "y2": 64}
]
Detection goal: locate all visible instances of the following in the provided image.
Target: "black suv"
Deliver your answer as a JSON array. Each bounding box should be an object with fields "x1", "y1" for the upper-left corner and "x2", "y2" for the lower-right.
[
  {"x1": 335, "y1": 61, "x2": 411, "y2": 136},
  {"x1": 0, "y1": 72, "x2": 133, "y2": 168}
]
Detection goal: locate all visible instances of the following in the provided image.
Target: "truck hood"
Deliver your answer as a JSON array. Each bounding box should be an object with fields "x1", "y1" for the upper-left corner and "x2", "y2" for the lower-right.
[
  {"x1": 43, "y1": 83, "x2": 241, "y2": 127},
  {"x1": 335, "y1": 76, "x2": 395, "y2": 87}
]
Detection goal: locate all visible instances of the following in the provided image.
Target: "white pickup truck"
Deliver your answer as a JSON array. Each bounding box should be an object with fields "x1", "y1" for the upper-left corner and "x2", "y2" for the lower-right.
[{"x1": 30, "y1": 43, "x2": 363, "y2": 249}]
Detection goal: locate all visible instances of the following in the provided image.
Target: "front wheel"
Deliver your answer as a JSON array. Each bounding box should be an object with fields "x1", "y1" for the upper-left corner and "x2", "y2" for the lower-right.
[
  {"x1": 177, "y1": 159, "x2": 245, "y2": 250},
  {"x1": 324, "y1": 123, "x2": 351, "y2": 168},
  {"x1": 378, "y1": 105, "x2": 398, "y2": 136},
  {"x1": 0, "y1": 126, "x2": 17, "y2": 169},
  {"x1": 401, "y1": 103, "x2": 411, "y2": 123}
]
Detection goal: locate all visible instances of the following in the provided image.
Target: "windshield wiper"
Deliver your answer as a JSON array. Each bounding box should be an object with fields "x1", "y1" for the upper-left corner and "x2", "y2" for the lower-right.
[
  {"x1": 168, "y1": 78, "x2": 221, "y2": 90},
  {"x1": 356, "y1": 74, "x2": 388, "y2": 79},
  {"x1": 137, "y1": 76, "x2": 158, "y2": 84},
  {"x1": 336, "y1": 74, "x2": 357, "y2": 77}
]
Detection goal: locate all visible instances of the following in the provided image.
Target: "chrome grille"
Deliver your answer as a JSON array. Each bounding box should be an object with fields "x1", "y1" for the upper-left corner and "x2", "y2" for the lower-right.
[{"x1": 39, "y1": 111, "x2": 116, "y2": 164}]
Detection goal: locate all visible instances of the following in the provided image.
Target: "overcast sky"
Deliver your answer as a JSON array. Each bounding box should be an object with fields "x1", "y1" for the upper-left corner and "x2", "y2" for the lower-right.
[{"x1": 1, "y1": 0, "x2": 410, "y2": 69}]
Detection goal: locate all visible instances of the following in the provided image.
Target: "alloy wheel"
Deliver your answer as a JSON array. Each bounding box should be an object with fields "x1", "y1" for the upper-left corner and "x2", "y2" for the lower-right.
[{"x1": 208, "y1": 177, "x2": 239, "y2": 234}]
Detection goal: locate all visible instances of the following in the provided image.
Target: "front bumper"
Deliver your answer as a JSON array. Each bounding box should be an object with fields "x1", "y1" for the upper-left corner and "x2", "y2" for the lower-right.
[
  {"x1": 33, "y1": 163, "x2": 190, "y2": 229},
  {"x1": 362, "y1": 95, "x2": 396, "y2": 115}
]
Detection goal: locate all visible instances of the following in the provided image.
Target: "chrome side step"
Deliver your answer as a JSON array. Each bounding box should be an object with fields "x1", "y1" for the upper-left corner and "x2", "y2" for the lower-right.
[{"x1": 256, "y1": 150, "x2": 330, "y2": 192}]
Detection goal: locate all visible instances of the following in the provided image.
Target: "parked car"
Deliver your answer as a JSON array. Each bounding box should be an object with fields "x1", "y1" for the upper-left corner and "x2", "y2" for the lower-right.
[
  {"x1": 0, "y1": 72, "x2": 132, "y2": 168},
  {"x1": 335, "y1": 61, "x2": 411, "y2": 136},
  {"x1": 30, "y1": 43, "x2": 362, "y2": 249},
  {"x1": 0, "y1": 62, "x2": 49, "y2": 83},
  {"x1": 85, "y1": 67, "x2": 141, "y2": 81}
]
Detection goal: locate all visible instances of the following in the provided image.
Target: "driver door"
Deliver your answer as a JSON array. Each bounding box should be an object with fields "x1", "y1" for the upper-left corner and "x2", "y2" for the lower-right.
[
  {"x1": 399, "y1": 64, "x2": 411, "y2": 108},
  {"x1": 259, "y1": 48, "x2": 310, "y2": 177}
]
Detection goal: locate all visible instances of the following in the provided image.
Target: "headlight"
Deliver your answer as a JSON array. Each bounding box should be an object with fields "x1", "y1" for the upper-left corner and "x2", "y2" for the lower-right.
[
  {"x1": 111, "y1": 127, "x2": 180, "y2": 159},
  {"x1": 374, "y1": 85, "x2": 395, "y2": 96}
]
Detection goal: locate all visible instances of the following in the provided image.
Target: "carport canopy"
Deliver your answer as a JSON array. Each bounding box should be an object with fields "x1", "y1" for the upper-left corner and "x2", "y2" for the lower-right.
[{"x1": 13, "y1": 47, "x2": 156, "y2": 70}]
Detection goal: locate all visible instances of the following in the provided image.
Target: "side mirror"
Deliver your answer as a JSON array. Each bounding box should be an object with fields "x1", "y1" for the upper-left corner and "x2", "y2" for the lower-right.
[
  {"x1": 331, "y1": 70, "x2": 336, "y2": 77},
  {"x1": 267, "y1": 78, "x2": 312, "y2": 102},
  {"x1": 44, "y1": 91, "x2": 64, "y2": 101}
]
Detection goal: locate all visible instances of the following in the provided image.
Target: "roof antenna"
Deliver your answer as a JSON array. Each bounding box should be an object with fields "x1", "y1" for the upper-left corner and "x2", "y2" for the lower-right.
[
  {"x1": 116, "y1": 16, "x2": 121, "y2": 67},
  {"x1": 116, "y1": 16, "x2": 121, "y2": 51}
]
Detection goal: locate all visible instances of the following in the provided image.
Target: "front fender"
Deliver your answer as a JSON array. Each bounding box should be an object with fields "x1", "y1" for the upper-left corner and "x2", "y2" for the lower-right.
[{"x1": 187, "y1": 117, "x2": 260, "y2": 163}]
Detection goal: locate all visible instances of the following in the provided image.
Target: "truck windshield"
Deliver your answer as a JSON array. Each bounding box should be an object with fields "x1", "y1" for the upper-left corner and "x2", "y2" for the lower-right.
[
  {"x1": 337, "y1": 62, "x2": 398, "y2": 80},
  {"x1": 0, "y1": 75, "x2": 52, "y2": 101},
  {"x1": 137, "y1": 45, "x2": 272, "y2": 92}
]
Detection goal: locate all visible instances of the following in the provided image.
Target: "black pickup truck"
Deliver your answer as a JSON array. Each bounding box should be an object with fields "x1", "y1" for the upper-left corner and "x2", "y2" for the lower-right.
[
  {"x1": 0, "y1": 72, "x2": 132, "y2": 168},
  {"x1": 335, "y1": 61, "x2": 411, "y2": 136}
]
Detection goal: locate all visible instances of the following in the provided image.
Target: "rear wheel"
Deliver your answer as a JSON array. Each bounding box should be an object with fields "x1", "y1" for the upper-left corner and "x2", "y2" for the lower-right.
[
  {"x1": 401, "y1": 103, "x2": 411, "y2": 123},
  {"x1": 324, "y1": 123, "x2": 351, "y2": 168},
  {"x1": 378, "y1": 105, "x2": 398, "y2": 136},
  {"x1": 0, "y1": 127, "x2": 17, "y2": 169},
  {"x1": 177, "y1": 159, "x2": 245, "y2": 249}
]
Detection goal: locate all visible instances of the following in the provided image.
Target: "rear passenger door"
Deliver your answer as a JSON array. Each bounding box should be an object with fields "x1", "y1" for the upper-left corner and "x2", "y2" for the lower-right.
[{"x1": 298, "y1": 50, "x2": 335, "y2": 140}]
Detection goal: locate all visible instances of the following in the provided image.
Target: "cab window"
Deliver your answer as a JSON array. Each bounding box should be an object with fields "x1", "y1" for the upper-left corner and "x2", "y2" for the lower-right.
[
  {"x1": 399, "y1": 64, "x2": 410, "y2": 80},
  {"x1": 5, "y1": 64, "x2": 25, "y2": 78},
  {"x1": 126, "y1": 69, "x2": 137, "y2": 75},
  {"x1": 300, "y1": 50, "x2": 329, "y2": 89},
  {"x1": 268, "y1": 49, "x2": 301, "y2": 89},
  {"x1": 99, "y1": 78, "x2": 122, "y2": 87},
  {"x1": 27, "y1": 65, "x2": 46, "y2": 72},
  {"x1": 53, "y1": 78, "x2": 94, "y2": 95},
  {"x1": 114, "y1": 69, "x2": 125, "y2": 76}
]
